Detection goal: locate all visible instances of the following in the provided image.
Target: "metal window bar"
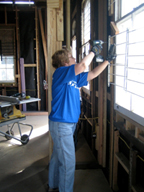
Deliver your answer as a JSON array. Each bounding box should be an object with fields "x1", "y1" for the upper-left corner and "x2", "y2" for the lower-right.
[
  {"x1": 110, "y1": 83, "x2": 144, "y2": 99},
  {"x1": 124, "y1": 28, "x2": 129, "y2": 91},
  {"x1": 108, "y1": 28, "x2": 144, "y2": 99}
]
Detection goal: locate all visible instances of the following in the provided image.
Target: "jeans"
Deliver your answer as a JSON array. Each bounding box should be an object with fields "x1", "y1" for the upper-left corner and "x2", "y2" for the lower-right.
[{"x1": 48, "y1": 119, "x2": 77, "y2": 192}]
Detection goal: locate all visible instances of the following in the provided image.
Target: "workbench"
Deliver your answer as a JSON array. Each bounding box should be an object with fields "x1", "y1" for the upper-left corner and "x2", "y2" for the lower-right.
[{"x1": 0, "y1": 96, "x2": 40, "y2": 145}]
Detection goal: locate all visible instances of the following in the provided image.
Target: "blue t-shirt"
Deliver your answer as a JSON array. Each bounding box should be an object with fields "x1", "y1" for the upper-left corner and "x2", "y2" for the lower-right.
[{"x1": 49, "y1": 64, "x2": 88, "y2": 123}]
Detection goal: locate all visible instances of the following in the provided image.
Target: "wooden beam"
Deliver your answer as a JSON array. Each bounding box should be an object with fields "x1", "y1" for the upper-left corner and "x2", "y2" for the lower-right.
[
  {"x1": 110, "y1": 21, "x2": 119, "y2": 35},
  {"x1": 23, "y1": 111, "x2": 48, "y2": 116},
  {"x1": 115, "y1": 152, "x2": 129, "y2": 174},
  {"x1": 56, "y1": 0, "x2": 63, "y2": 41},
  {"x1": 98, "y1": 0, "x2": 107, "y2": 167},
  {"x1": 47, "y1": 0, "x2": 59, "y2": 8},
  {"x1": 109, "y1": 0, "x2": 114, "y2": 16},
  {"x1": 47, "y1": 6, "x2": 53, "y2": 161},
  {"x1": 38, "y1": 8, "x2": 48, "y2": 111},
  {"x1": 15, "y1": 7, "x2": 22, "y2": 110},
  {"x1": 38, "y1": 9, "x2": 48, "y2": 68},
  {"x1": 112, "y1": 130, "x2": 119, "y2": 191},
  {"x1": 109, "y1": 85, "x2": 114, "y2": 187},
  {"x1": 24, "y1": 64, "x2": 37, "y2": 67},
  {"x1": 66, "y1": 0, "x2": 70, "y2": 48},
  {"x1": 35, "y1": 7, "x2": 41, "y2": 110}
]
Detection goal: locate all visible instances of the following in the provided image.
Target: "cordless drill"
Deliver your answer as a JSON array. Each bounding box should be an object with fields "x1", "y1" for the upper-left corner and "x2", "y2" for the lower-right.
[{"x1": 92, "y1": 40, "x2": 104, "y2": 62}]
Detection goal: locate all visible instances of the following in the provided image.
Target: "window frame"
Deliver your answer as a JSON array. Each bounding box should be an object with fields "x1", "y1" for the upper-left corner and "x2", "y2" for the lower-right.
[
  {"x1": 0, "y1": 26, "x2": 16, "y2": 85},
  {"x1": 81, "y1": 0, "x2": 91, "y2": 92},
  {"x1": 113, "y1": 2, "x2": 144, "y2": 126}
]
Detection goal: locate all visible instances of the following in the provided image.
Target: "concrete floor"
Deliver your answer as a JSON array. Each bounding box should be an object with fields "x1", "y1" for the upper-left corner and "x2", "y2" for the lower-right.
[{"x1": 0, "y1": 115, "x2": 112, "y2": 192}]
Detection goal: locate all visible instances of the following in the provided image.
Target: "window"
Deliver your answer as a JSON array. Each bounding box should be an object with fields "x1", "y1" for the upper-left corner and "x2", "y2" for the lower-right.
[
  {"x1": 72, "y1": 36, "x2": 77, "y2": 62},
  {"x1": 0, "y1": 27, "x2": 16, "y2": 84},
  {"x1": 81, "y1": 0, "x2": 91, "y2": 90},
  {"x1": 113, "y1": 2, "x2": 144, "y2": 126},
  {"x1": 81, "y1": 0, "x2": 91, "y2": 45}
]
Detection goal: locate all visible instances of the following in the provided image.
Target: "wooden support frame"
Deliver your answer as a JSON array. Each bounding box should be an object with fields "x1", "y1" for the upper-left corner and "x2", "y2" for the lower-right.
[
  {"x1": 47, "y1": 0, "x2": 63, "y2": 161},
  {"x1": 35, "y1": 7, "x2": 41, "y2": 111},
  {"x1": 15, "y1": 7, "x2": 22, "y2": 110},
  {"x1": 97, "y1": 0, "x2": 107, "y2": 167},
  {"x1": 112, "y1": 130, "x2": 119, "y2": 191},
  {"x1": 38, "y1": 8, "x2": 48, "y2": 111}
]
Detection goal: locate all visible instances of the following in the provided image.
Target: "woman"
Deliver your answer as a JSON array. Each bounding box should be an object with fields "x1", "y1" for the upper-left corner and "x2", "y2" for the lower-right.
[{"x1": 48, "y1": 44, "x2": 115, "y2": 192}]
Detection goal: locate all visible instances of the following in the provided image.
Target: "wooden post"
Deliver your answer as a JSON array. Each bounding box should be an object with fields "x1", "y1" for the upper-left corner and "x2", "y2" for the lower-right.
[
  {"x1": 35, "y1": 7, "x2": 41, "y2": 111},
  {"x1": 98, "y1": 0, "x2": 107, "y2": 166},
  {"x1": 15, "y1": 7, "x2": 22, "y2": 110},
  {"x1": 38, "y1": 8, "x2": 48, "y2": 111},
  {"x1": 66, "y1": 0, "x2": 70, "y2": 48},
  {"x1": 113, "y1": 130, "x2": 119, "y2": 191},
  {"x1": 47, "y1": 5, "x2": 53, "y2": 161},
  {"x1": 109, "y1": 84, "x2": 114, "y2": 187},
  {"x1": 47, "y1": 0, "x2": 63, "y2": 161}
]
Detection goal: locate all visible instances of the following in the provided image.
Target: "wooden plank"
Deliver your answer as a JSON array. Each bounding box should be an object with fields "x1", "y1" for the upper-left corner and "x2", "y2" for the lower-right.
[
  {"x1": 112, "y1": 130, "x2": 119, "y2": 191},
  {"x1": 116, "y1": 112, "x2": 124, "y2": 123},
  {"x1": 66, "y1": 0, "x2": 70, "y2": 48},
  {"x1": 35, "y1": 7, "x2": 41, "y2": 110},
  {"x1": 98, "y1": 0, "x2": 107, "y2": 167},
  {"x1": 116, "y1": 111, "x2": 144, "y2": 131},
  {"x1": 110, "y1": 21, "x2": 119, "y2": 35},
  {"x1": 109, "y1": 0, "x2": 114, "y2": 16},
  {"x1": 24, "y1": 64, "x2": 37, "y2": 67},
  {"x1": 47, "y1": 6, "x2": 53, "y2": 161},
  {"x1": 52, "y1": 9, "x2": 57, "y2": 57},
  {"x1": 56, "y1": 0, "x2": 63, "y2": 41},
  {"x1": 2, "y1": 88, "x2": 6, "y2": 95},
  {"x1": 47, "y1": 0, "x2": 59, "y2": 8},
  {"x1": 131, "y1": 150, "x2": 137, "y2": 189},
  {"x1": 23, "y1": 111, "x2": 48, "y2": 116},
  {"x1": 84, "y1": 115, "x2": 93, "y2": 126},
  {"x1": 38, "y1": 9, "x2": 48, "y2": 73},
  {"x1": 15, "y1": 7, "x2": 22, "y2": 110},
  {"x1": 109, "y1": 84, "x2": 114, "y2": 187},
  {"x1": 95, "y1": 125, "x2": 99, "y2": 150},
  {"x1": 135, "y1": 127, "x2": 140, "y2": 138},
  {"x1": 102, "y1": 0, "x2": 108, "y2": 166},
  {"x1": 38, "y1": 8, "x2": 48, "y2": 111},
  {"x1": 115, "y1": 152, "x2": 129, "y2": 174},
  {"x1": 15, "y1": 74, "x2": 20, "y2": 78}
]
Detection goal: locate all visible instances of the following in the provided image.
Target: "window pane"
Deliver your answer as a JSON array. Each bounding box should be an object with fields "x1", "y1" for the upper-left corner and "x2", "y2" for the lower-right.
[
  {"x1": 122, "y1": 0, "x2": 144, "y2": 17},
  {"x1": 115, "y1": 6, "x2": 144, "y2": 124},
  {"x1": 0, "y1": 56, "x2": 15, "y2": 82},
  {"x1": 82, "y1": 0, "x2": 91, "y2": 44},
  {"x1": 115, "y1": 86, "x2": 131, "y2": 111},
  {"x1": 131, "y1": 95, "x2": 144, "y2": 117}
]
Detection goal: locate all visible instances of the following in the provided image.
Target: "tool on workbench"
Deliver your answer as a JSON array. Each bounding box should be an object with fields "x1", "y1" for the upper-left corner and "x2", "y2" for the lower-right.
[
  {"x1": 12, "y1": 92, "x2": 26, "y2": 99},
  {"x1": 0, "y1": 95, "x2": 40, "y2": 145}
]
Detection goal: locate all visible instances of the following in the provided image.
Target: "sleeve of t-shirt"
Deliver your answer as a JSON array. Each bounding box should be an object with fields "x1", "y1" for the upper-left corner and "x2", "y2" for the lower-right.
[
  {"x1": 77, "y1": 72, "x2": 88, "y2": 87},
  {"x1": 53, "y1": 65, "x2": 76, "y2": 85}
]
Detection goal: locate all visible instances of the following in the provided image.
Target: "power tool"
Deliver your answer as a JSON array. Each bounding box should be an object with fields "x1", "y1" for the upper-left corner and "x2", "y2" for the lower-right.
[{"x1": 92, "y1": 40, "x2": 105, "y2": 62}]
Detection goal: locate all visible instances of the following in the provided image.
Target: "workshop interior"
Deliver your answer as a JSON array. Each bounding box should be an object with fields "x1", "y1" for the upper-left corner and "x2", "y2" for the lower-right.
[{"x1": 0, "y1": 0, "x2": 144, "y2": 192}]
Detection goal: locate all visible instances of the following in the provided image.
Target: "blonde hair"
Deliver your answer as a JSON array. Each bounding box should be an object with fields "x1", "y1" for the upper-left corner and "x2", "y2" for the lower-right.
[{"x1": 52, "y1": 48, "x2": 72, "y2": 69}]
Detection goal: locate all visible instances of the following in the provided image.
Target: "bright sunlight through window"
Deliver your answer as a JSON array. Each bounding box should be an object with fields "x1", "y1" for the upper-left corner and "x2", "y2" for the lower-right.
[{"x1": 114, "y1": 3, "x2": 144, "y2": 126}]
